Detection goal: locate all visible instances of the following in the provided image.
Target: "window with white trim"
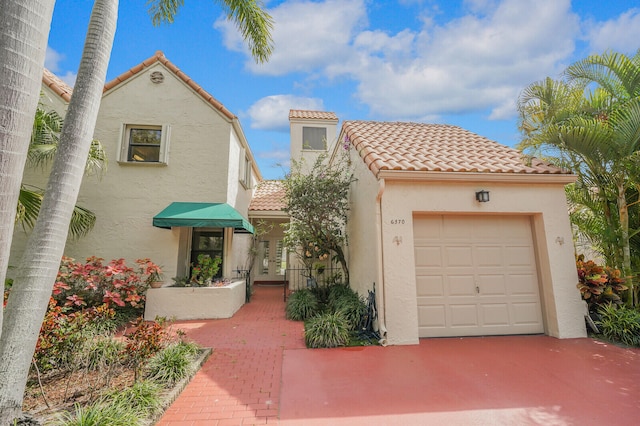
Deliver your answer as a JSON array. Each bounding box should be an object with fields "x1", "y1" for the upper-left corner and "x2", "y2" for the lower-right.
[
  {"x1": 239, "y1": 148, "x2": 252, "y2": 188},
  {"x1": 302, "y1": 126, "x2": 327, "y2": 150},
  {"x1": 119, "y1": 124, "x2": 170, "y2": 164}
]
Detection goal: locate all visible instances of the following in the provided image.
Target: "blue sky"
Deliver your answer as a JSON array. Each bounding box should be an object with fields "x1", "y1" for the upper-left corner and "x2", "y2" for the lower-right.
[{"x1": 45, "y1": 0, "x2": 640, "y2": 180}]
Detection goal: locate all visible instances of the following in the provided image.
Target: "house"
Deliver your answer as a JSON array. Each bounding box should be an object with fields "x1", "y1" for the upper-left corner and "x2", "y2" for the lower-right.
[
  {"x1": 12, "y1": 51, "x2": 259, "y2": 283},
  {"x1": 14, "y1": 52, "x2": 586, "y2": 343},
  {"x1": 332, "y1": 119, "x2": 587, "y2": 344}
]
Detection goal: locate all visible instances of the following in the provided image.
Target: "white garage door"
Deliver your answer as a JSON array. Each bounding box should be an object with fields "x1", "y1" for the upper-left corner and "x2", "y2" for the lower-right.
[{"x1": 414, "y1": 215, "x2": 544, "y2": 337}]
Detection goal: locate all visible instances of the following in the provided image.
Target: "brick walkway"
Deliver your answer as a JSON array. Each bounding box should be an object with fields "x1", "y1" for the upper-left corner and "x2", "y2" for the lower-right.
[{"x1": 156, "y1": 285, "x2": 304, "y2": 426}]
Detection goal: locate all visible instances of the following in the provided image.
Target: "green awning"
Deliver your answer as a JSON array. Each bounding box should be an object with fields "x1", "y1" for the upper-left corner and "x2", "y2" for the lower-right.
[{"x1": 153, "y1": 202, "x2": 254, "y2": 233}]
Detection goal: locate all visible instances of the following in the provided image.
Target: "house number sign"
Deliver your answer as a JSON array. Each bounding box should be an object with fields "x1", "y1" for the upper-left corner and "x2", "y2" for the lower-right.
[{"x1": 390, "y1": 219, "x2": 405, "y2": 225}]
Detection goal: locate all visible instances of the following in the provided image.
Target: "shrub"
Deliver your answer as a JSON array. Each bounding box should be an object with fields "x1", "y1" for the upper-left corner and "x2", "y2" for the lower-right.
[
  {"x1": 286, "y1": 289, "x2": 319, "y2": 320},
  {"x1": 331, "y1": 291, "x2": 367, "y2": 331},
  {"x1": 304, "y1": 312, "x2": 350, "y2": 348},
  {"x1": 53, "y1": 256, "x2": 162, "y2": 312},
  {"x1": 124, "y1": 317, "x2": 170, "y2": 380},
  {"x1": 103, "y1": 380, "x2": 163, "y2": 417},
  {"x1": 597, "y1": 304, "x2": 640, "y2": 347},
  {"x1": 146, "y1": 342, "x2": 198, "y2": 386},
  {"x1": 34, "y1": 301, "x2": 116, "y2": 372},
  {"x1": 576, "y1": 260, "x2": 627, "y2": 310}
]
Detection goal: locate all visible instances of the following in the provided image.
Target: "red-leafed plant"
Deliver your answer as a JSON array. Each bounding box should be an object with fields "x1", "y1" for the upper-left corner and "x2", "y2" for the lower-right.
[
  {"x1": 576, "y1": 259, "x2": 628, "y2": 310},
  {"x1": 53, "y1": 256, "x2": 162, "y2": 312},
  {"x1": 124, "y1": 317, "x2": 170, "y2": 380}
]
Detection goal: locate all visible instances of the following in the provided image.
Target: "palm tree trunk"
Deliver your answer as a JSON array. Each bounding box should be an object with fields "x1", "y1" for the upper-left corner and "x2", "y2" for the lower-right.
[
  {"x1": 0, "y1": 1, "x2": 118, "y2": 421},
  {"x1": 0, "y1": 1, "x2": 55, "y2": 337},
  {"x1": 617, "y1": 182, "x2": 635, "y2": 307}
]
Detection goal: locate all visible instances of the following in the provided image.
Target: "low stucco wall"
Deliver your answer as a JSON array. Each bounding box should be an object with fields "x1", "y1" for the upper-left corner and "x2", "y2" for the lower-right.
[{"x1": 144, "y1": 280, "x2": 245, "y2": 320}]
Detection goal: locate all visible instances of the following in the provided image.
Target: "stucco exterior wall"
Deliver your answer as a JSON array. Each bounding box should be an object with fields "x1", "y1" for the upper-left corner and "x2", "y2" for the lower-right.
[
  {"x1": 11, "y1": 62, "x2": 253, "y2": 282},
  {"x1": 345, "y1": 149, "x2": 381, "y2": 298},
  {"x1": 378, "y1": 178, "x2": 585, "y2": 345}
]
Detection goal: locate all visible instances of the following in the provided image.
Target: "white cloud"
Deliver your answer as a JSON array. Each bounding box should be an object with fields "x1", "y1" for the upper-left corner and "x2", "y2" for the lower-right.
[
  {"x1": 45, "y1": 47, "x2": 64, "y2": 72},
  {"x1": 45, "y1": 46, "x2": 77, "y2": 87},
  {"x1": 247, "y1": 95, "x2": 324, "y2": 131},
  {"x1": 585, "y1": 9, "x2": 640, "y2": 54},
  {"x1": 351, "y1": 0, "x2": 579, "y2": 120},
  {"x1": 215, "y1": 0, "x2": 367, "y2": 76}
]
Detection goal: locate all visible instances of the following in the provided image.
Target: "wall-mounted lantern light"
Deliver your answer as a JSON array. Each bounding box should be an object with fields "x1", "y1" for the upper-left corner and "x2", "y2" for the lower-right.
[{"x1": 475, "y1": 190, "x2": 490, "y2": 203}]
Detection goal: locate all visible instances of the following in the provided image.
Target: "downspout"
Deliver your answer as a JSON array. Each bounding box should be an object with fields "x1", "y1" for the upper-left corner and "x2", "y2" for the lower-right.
[{"x1": 376, "y1": 178, "x2": 388, "y2": 346}]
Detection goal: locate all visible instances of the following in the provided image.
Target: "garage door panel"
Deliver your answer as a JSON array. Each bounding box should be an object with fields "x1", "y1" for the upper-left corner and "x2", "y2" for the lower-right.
[
  {"x1": 418, "y1": 305, "x2": 446, "y2": 328},
  {"x1": 449, "y1": 304, "x2": 479, "y2": 327},
  {"x1": 475, "y1": 246, "x2": 502, "y2": 266},
  {"x1": 506, "y1": 246, "x2": 535, "y2": 266},
  {"x1": 512, "y1": 302, "x2": 543, "y2": 325},
  {"x1": 416, "y1": 275, "x2": 444, "y2": 297},
  {"x1": 481, "y1": 304, "x2": 510, "y2": 326},
  {"x1": 415, "y1": 246, "x2": 442, "y2": 267},
  {"x1": 415, "y1": 215, "x2": 544, "y2": 338},
  {"x1": 476, "y1": 274, "x2": 506, "y2": 295},
  {"x1": 445, "y1": 246, "x2": 473, "y2": 267},
  {"x1": 509, "y1": 274, "x2": 538, "y2": 295},
  {"x1": 448, "y1": 275, "x2": 476, "y2": 296}
]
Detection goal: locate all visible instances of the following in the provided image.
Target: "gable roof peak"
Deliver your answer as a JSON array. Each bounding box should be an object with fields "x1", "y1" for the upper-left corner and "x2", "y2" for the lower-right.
[{"x1": 103, "y1": 51, "x2": 235, "y2": 120}]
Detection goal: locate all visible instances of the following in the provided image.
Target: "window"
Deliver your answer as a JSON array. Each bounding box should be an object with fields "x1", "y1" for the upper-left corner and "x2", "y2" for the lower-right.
[
  {"x1": 119, "y1": 124, "x2": 170, "y2": 164},
  {"x1": 191, "y1": 229, "x2": 224, "y2": 279},
  {"x1": 302, "y1": 127, "x2": 327, "y2": 150},
  {"x1": 241, "y1": 155, "x2": 252, "y2": 188}
]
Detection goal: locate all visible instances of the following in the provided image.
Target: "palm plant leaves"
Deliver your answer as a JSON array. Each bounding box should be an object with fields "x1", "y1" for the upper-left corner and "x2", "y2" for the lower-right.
[
  {"x1": 17, "y1": 185, "x2": 96, "y2": 239},
  {"x1": 147, "y1": 0, "x2": 274, "y2": 63}
]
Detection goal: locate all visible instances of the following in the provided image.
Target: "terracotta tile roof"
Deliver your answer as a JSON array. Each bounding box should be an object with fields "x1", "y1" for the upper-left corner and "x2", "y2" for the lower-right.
[
  {"x1": 289, "y1": 110, "x2": 338, "y2": 121},
  {"x1": 342, "y1": 121, "x2": 567, "y2": 176},
  {"x1": 103, "y1": 51, "x2": 235, "y2": 120},
  {"x1": 42, "y1": 52, "x2": 235, "y2": 120},
  {"x1": 249, "y1": 180, "x2": 286, "y2": 211},
  {"x1": 42, "y1": 68, "x2": 73, "y2": 102}
]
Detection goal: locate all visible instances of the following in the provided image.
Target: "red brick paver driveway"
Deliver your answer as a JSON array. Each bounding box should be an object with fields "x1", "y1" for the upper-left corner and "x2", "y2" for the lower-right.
[{"x1": 157, "y1": 286, "x2": 640, "y2": 426}]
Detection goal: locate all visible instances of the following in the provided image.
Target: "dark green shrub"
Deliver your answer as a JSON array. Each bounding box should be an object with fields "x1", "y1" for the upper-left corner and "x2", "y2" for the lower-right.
[
  {"x1": 309, "y1": 284, "x2": 331, "y2": 305},
  {"x1": 304, "y1": 312, "x2": 350, "y2": 348},
  {"x1": 286, "y1": 289, "x2": 319, "y2": 320},
  {"x1": 145, "y1": 342, "x2": 197, "y2": 386},
  {"x1": 327, "y1": 283, "x2": 354, "y2": 308},
  {"x1": 332, "y1": 293, "x2": 367, "y2": 331},
  {"x1": 597, "y1": 304, "x2": 640, "y2": 346}
]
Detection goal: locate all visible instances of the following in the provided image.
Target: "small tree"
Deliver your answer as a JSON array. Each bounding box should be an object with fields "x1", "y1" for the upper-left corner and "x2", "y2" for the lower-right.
[{"x1": 283, "y1": 150, "x2": 355, "y2": 284}]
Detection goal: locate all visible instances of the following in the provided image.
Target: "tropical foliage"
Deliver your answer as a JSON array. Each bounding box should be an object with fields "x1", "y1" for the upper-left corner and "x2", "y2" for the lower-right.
[
  {"x1": 518, "y1": 49, "x2": 640, "y2": 306},
  {"x1": 282, "y1": 150, "x2": 355, "y2": 283}
]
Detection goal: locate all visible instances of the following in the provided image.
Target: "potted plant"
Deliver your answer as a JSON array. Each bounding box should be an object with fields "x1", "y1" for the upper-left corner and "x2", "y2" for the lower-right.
[
  {"x1": 191, "y1": 254, "x2": 222, "y2": 286},
  {"x1": 137, "y1": 258, "x2": 164, "y2": 288}
]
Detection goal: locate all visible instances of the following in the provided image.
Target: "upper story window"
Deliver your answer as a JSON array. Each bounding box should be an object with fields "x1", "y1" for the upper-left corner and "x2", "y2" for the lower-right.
[
  {"x1": 302, "y1": 126, "x2": 327, "y2": 151},
  {"x1": 119, "y1": 124, "x2": 170, "y2": 164}
]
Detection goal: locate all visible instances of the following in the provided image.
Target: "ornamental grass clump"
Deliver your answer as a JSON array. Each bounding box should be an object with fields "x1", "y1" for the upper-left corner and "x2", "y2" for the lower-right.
[
  {"x1": 104, "y1": 380, "x2": 163, "y2": 418},
  {"x1": 286, "y1": 288, "x2": 319, "y2": 320},
  {"x1": 51, "y1": 400, "x2": 140, "y2": 426},
  {"x1": 597, "y1": 304, "x2": 640, "y2": 347},
  {"x1": 145, "y1": 341, "x2": 199, "y2": 386},
  {"x1": 304, "y1": 312, "x2": 351, "y2": 348},
  {"x1": 331, "y1": 290, "x2": 367, "y2": 331}
]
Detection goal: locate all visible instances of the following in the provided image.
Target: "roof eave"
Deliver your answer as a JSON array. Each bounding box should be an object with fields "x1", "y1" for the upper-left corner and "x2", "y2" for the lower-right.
[{"x1": 376, "y1": 170, "x2": 578, "y2": 184}]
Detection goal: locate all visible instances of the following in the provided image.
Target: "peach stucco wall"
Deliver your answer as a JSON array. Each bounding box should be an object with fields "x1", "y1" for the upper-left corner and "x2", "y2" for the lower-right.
[{"x1": 375, "y1": 178, "x2": 586, "y2": 345}]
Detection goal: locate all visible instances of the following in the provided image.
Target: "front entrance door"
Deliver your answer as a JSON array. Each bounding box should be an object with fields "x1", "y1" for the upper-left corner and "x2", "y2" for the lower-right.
[{"x1": 255, "y1": 238, "x2": 286, "y2": 283}]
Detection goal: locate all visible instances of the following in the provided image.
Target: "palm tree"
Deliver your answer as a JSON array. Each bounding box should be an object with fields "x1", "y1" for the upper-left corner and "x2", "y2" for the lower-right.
[
  {"x1": 16, "y1": 105, "x2": 107, "y2": 238},
  {"x1": 0, "y1": 0, "x2": 273, "y2": 421},
  {"x1": 518, "y1": 51, "x2": 640, "y2": 307}
]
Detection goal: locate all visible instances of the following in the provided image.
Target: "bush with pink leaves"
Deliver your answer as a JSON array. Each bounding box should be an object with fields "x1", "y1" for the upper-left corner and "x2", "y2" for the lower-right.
[{"x1": 53, "y1": 256, "x2": 162, "y2": 311}]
